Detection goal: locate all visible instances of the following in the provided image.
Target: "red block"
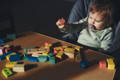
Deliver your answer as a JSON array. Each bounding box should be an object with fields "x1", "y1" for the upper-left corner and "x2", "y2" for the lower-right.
[{"x1": 99, "y1": 61, "x2": 107, "y2": 69}]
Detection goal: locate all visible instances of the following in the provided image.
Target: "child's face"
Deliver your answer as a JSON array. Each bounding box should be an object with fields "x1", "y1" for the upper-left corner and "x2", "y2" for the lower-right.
[{"x1": 88, "y1": 12, "x2": 108, "y2": 30}]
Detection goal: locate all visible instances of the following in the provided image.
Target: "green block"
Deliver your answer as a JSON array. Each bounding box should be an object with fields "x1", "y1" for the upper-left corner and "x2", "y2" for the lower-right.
[
  {"x1": 49, "y1": 56, "x2": 56, "y2": 64},
  {"x1": 48, "y1": 53, "x2": 54, "y2": 57},
  {"x1": 37, "y1": 56, "x2": 48, "y2": 62},
  {"x1": 2, "y1": 68, "x2": 13, "y2": 78}
]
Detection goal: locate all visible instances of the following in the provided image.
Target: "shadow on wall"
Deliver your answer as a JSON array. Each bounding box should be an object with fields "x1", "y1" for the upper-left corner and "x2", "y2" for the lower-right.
[{"x1": 8, "y1": 0, "x2": 74, "y2": 38}]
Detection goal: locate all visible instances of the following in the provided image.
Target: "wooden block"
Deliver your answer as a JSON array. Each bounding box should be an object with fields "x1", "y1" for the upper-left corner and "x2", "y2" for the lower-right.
[
  {"x1": 106, "y1": 58, "x2": 115, "y2": 70},
  {"x1": 99, "y1": 61, "x2": 107, "y2": 69},
  {"x1": 2, "y1": 68, "x2": 13, "y2": 78},
  {"x1": 48, "y1": 53, "x2": 54, "y2": 57},
  {"x1": 13, "y1": 64, "x2": 25, "y2": 72},
  {"x1": 74, "y1": 46, "x2": 81, "y2": 51},
  {"x1": 37, "y1": 56, "x2": 48, "y2": 62},
  {"x1": 64, "y1": 48, "x2": 75, "y2": 54},
  {"x1": 49, "y1": 56, "x2": 56, "y2": 64},
  {"x1": 6, "y1": 52, "x2": 16, "y2": 61},
  {"x1": 56, "y1": 51, "x2": 64, "y2": 59},
  {"x1": 64, "y1": 48, "x2": 75, "y2": 59},
  {"x1": 32, "y1": 53, "x2": 43, "y2": 57},
  {"x1": 80, "y1": 60, "x2": 89, "y2": 68},
  {"x1": 5, "y1": 62, "x2": 16, "y2": 68},
  {"x1": 0, "y1": 49, "x2": 3, "y2": 55},
  {"x1": 9, "y1": 54, "x2": 21, "y2": 61},
  {"x1": 25, "y1": 56, "x2": 38, "y2": 62}
]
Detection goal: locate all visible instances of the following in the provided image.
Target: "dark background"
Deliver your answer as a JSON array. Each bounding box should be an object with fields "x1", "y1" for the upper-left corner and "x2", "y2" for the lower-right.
[{"x1": 0, "y1": 0, "x2": 75, "y2": 38}]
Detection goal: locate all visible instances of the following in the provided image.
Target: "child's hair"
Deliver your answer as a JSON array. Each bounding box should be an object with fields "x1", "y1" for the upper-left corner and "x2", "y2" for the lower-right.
[{"x1": 88, "y1": 0, "x2": 118, "y2": 26}]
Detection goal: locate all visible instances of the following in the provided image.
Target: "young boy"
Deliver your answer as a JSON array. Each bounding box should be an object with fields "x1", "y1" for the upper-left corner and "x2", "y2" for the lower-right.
[{"x1": 56, "y1": 0, "x2": 115, "y2": 52}]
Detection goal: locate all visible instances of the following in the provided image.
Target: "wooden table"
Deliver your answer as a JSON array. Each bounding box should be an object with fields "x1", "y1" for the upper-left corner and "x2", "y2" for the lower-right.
[{"x1": 0, "y1": 32, "x2": 115, "y2": 80}]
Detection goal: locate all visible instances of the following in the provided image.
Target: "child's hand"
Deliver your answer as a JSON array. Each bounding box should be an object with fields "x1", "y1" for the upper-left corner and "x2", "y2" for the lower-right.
[{"x1": 56, "y1": 18, "x2": 65, "y2": 29}]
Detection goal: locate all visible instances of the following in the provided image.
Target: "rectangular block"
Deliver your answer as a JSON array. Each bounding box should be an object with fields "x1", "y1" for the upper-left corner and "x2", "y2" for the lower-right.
[
  {"x1": 2, "y1": 68, "x2": 13, "y2": 78},
  {"x1": 107, "y1": 58, "x2": 115, "y2": 70},
  {"x1": 13, "y1": 64, "x2": 25, "y2": 72},
  {"x1": 5, "y1": 62, "x2": 16, "y2": 68}
]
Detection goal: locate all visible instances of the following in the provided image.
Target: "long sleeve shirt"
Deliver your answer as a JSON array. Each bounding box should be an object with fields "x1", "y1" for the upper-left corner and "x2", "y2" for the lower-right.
[{"x1": 60, "y1": 18, "x2": 113, "y2": 51}]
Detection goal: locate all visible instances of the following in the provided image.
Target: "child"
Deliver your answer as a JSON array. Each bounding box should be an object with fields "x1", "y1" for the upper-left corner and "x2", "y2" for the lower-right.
[{"x1": 56, "y1": 0, "x2": 115, "y2": 52}]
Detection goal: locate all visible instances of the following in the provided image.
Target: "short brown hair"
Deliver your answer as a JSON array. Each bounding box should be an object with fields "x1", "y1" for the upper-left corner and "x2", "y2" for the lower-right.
[{"x1": 89, "y1": 0, "x2": 114, "y2": 25}]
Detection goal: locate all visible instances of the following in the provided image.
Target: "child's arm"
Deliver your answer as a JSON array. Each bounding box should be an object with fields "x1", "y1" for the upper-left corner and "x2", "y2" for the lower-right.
[{"x1": 56, "y1": 17, "x2": 88, "y2": 33}]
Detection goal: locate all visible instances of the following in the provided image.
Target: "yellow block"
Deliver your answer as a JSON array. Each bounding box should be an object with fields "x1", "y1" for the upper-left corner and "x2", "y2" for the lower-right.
[
  {"x1": 56, "y1": 51, "x2": 64, "y2": 59},
  {"x1": 107, "y1": 58, "x2": 115, "y2": 70},
  {"x1": 5, "y1": 62, "x2": 16, "y2": 68},
  {"x1": 6, "y1": 52, "x2": 16, "y2": 61}
]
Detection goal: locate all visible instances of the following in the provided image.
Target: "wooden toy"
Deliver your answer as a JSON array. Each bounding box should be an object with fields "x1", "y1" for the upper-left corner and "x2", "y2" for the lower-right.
[
  {"x1": 13, "y1": 64, "x2": 25, "y2": 72},
  {"x1": 27, "y1": 47, "x2": 49, "y2": 55},
  {"x1": 106, "y1": 58, "x2": 115, "y2": 70},
  {"x1": 64, "y1": 48, "x2": 75, "y2": 54},
  {"x1": 56, "y1": 51, "x2": 64, "y2": 59},
  {"x1": 53, "y1": 49, "x2": 58, "y2": 55},
  {"x1": 80, "y1": 60, "x2": 89, "y2": 68},
  {"x1": 2, "y1": 68, "x2": 13, "y2": 78},
  {"x1": 6, "y1": 52, "x2": 16, "y2": 61},
  {"x1": 49, "y1": 56, "x2": 56, "y2": 64},
  {"x1": 25, "y1": 56, "x2": 38, "y2": 62},
  {"x1": 9, "y1": 54, "x2": 21, "y2": 61},
  {"x1": 44, "y1": 42, "x2": 52, "y2": 48},
  {"x1": 0, "y1": 55, "x2": 4, "y2": 60},
  {"x1": 48, "y1": 53, "x2": 54, "y2": 57},
  {"x1": 0, "y1": 49, "x2": 3, "y2": 55},
  {"x1": 74, "y1": 46, "x2": 81, "y2": 51},
  {"x1": 5, "y1": 62, "x2": 16, "y2": 68},
  {"x1": 99, "y1": 61, "x2": 107, "y2": 69},
  {"x1": 32, "y1": 53, "x2": 43, "y2": 57},
  {"x1": 37, "y1": 56, "x2": 48, "y2": 62},
  {"x1": 64, "y1": 48, "x2": 75, "y2": 58},
  {"x1": 0, "y1": 39, "x2": 4, "y2": 45}
]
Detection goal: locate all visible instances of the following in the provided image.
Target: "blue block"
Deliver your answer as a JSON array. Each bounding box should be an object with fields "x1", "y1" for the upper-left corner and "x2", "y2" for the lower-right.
[
  {"x1": 3, "y1": 51, "x2": 13, "y2": 56},
  {"x1": 25, "y1": 56, "x2": 38, "y2": 62},
  {"x1": 80, "y1": 60, "x2": 89, "y2": 68},
  {"x1": 9, "y1": 54, "x2": 21, "y2": 61},
  {"x1": 0, "y1": 55, "x2": 5, "y2": 60},
  {"x1": 0, "y1": 39, "x2": 4, "y2": 45},
  {"x1": 0, "y1": 51, "x2": 13, "y2": 60}
]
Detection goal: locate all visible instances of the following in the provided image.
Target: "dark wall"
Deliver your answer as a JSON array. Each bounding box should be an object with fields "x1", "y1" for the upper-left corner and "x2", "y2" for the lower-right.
[{"x1": 0, "y1": 0, "x2": 74, "y2": 38}]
